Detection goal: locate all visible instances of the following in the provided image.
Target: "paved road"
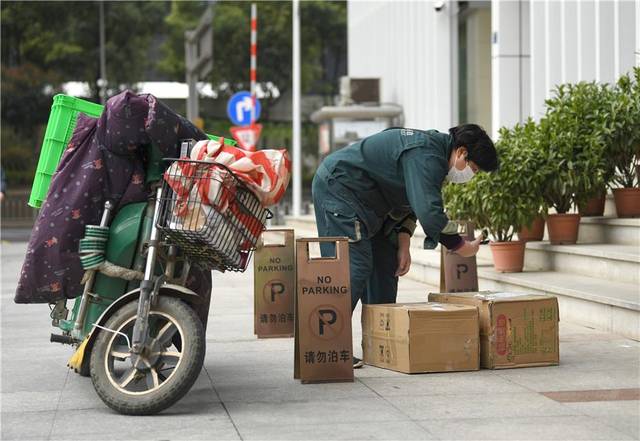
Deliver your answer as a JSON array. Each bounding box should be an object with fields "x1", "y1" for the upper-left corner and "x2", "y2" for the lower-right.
[{"x1": 1, "y1": 240, "x2": 639, "y2": 440}]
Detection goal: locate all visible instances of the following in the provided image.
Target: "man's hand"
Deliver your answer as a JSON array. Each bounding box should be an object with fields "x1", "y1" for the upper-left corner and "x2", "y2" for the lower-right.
[
  {"x1": 455, "y1": 234, "x2": 484, "y2": 258},
  {"x1": 396, "y1": 232, "x2": 412, "y2": 277}
]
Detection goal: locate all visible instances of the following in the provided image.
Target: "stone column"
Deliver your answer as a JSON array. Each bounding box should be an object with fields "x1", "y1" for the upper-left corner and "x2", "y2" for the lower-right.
[{"x1": 491, "y1": 0, "x2": 530, "y2": 138}]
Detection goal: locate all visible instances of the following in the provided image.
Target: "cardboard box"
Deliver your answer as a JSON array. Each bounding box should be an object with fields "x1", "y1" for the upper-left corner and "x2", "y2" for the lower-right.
[
  {"x1": 362, "y1": 302, "x2": 480, "y2": 374},
  {"x1": 294, "y1": 237, "x2": 353, "y2": 383},
  {"x1": 254, "y1": 229, "x2": 295, "y2": 338},
  {"x1": 440, "y1": 221, "x2": 479, "y2": 293},
  {"x1": 428, "y1": 291, "x2": 560, "y2": 369}
]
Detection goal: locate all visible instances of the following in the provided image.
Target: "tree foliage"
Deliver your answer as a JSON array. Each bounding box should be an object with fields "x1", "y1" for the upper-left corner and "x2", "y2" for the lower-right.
[
  {"x1": 158, "y1": 1, "x2": 208, "y2": 81},
  {"x1": 538, "y1": 82, "x2": 611, "y2": 212},
  {"x1": 1, "y1": 1, "x2": 167, "y2": 100},
  {"x1": 1, "y1": 1, "x2": 346, "y2": 187},
  {"x1": 159, "y1": 1, "x2": 347, "y2": 104},
  {"x1": 1, "y1": 1, "x2": 167, "y2": 184},
  {"x1": 606, "y1": 67, "x2": 640, "y2": 189}
]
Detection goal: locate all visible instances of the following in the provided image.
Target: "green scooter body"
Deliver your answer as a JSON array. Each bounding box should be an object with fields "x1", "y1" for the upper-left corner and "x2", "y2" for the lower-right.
[
  {"x1": 59, "y1": 201, "x2": 150, "y2": 337},
  {"x1": 59, "y1": 144, "x2": 167, "y2": 338}
]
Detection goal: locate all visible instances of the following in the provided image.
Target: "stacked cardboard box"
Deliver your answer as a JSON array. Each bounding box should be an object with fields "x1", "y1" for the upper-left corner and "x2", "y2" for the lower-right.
[
  {"x1": 362, "y1": 303, "x2": 480, "y2": 373},
  {"x1": 428, "y1": 291, "x2": 560, "y2": 369}
]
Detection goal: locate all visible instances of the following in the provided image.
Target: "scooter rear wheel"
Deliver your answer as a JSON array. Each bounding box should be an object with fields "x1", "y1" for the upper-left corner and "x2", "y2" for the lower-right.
[{"x1": 89, "y1": 296, "x2": 205, "y2": 415}]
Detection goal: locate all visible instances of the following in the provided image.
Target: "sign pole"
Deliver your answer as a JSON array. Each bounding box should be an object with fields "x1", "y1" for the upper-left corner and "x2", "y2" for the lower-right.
[
  {"x1": 98, "y1": 1, "x2": 107, "y2": 104},
  {"x1": 250, "y1": 3, "x2": 257, "y2": 133},
  {"x1": 292, "y1": 0, "x2": 302, "y2": 217},
  {"x1": 184, "y1": 6, "x2": 213, "y2": 125}
]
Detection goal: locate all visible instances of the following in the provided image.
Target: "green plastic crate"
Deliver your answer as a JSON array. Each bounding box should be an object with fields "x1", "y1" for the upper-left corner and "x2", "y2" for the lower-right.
[
  {"x1": 207, "y1": 133, "x2": 237, "y2": 146},
  {"x1": 29, "y1": 95, "x2": 103, "y2": 208},
  {"x1": 29, "y1": 94, "x2": 236, "y2": 208}
]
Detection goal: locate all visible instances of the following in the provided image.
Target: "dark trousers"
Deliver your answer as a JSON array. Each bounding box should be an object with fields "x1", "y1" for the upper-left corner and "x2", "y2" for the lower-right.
[{"x1": 312, "y1": 170, "x2": 399, "y2": 312}]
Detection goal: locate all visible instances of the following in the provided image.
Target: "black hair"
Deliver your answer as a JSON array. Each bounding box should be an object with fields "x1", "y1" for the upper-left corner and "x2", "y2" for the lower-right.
[{"x1": 448, "y1": 124, "x2": 498, "y2": 172}]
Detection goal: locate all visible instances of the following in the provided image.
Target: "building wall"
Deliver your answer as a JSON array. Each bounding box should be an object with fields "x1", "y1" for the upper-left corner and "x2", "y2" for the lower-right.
[
  {"x1": 347, "y1": 1, "x2": 456, "y2": 131},
  {"x1": 465, "y1": 7, "x2": 493, "y2": 132},
  {"x1": 491, "y1": 0, "x2": 530, "y2": 138},
  {"x1": 348, "y1": 0, "x2": 639, "y2": 139},
  {"x1": 522, "y1": 0, "x2": 639, "y2": 123}
]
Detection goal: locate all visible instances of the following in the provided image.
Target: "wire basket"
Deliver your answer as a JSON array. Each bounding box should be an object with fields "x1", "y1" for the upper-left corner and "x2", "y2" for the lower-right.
[{"x1": 158, "y1": 159, "x2": 271, "y2": 272}]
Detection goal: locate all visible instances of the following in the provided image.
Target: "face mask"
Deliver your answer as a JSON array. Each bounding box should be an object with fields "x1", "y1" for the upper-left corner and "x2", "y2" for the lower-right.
[{"x1": 446, "y1": 163, "x2": 475, "y2": 184}]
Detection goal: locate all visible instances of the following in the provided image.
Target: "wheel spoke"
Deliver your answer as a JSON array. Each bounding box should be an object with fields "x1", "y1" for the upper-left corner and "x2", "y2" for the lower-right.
[
  {"x1": 119, "y1": 367, "x2": 137, "y2": 388},
  {"x1": 110, "y1": 345, "x2": 131, "y2": 360},
  {"x1": 140, "y1": 356, "x2": 152, "y2": 369},
  {"x1": 145, "y1": 368, "x2": 160, "y2": 389},
  {"x1": 159, "y1": 351, "x2": 181, "y2": 363},
  {"x1": 155, "y1": 321, "x2": 178, "y2": 347}
]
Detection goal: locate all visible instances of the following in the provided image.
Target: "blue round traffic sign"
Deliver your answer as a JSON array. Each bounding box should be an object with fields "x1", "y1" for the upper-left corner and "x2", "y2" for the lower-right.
[{"x1": 227, "y1": 91, "x2": 261, "y2": 126}]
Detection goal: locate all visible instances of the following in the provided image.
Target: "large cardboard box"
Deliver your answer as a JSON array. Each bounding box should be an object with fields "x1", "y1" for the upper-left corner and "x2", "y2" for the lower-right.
[
  {"x1": 362, "y1": 302, "x2": 480, "y2": 374},
  {"x1": 294, "y1": 238, "x2": 353, "y2": 383},
  {"x1": 254, "y1": 229, "x2": 295, "y2": 338},
  {"x1": 428, "y1": 291, "x2": 560, "y2": 369}
]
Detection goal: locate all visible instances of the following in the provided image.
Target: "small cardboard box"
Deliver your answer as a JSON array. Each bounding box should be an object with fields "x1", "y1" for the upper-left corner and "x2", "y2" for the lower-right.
[
  {"x1": 294, "y1": 237, "x2": 353, "y2": 383},
  {"x1": 440, "y1": 221, "x2": 479, "y2": 293},
  {"x1": 428, "y1": 291, "x2": 560, "y2": 369},
  {"x1": 254, "y1": 229, "x2": 295, "y2": 338},
  {"x1": 362, "y1": 302, "x2": 480, "y2": 374}
]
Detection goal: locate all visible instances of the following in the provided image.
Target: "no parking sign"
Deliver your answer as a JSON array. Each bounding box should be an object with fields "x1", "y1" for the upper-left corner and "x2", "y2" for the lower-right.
[{"x1": 294, "y1": 237, "x2": 353, "y2": 383}]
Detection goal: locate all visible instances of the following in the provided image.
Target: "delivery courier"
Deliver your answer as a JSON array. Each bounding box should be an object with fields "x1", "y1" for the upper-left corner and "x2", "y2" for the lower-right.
[{"x1": 311, "y1": 124, "x2": 498, "y2": 368}]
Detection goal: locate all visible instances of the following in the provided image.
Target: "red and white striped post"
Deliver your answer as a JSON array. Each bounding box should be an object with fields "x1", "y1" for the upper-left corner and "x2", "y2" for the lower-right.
[{"x1": 250, "y1": 3, "x2": 257, "y2": 129}]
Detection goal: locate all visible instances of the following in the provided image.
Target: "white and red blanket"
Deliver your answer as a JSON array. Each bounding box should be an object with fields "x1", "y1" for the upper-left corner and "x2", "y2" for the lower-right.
[{"x1": 163, "y1": 139, "x2": 291, "y2": 263}]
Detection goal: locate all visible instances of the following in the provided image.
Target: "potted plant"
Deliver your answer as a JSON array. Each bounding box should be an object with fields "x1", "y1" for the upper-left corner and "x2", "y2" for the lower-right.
[
  {"x1": 511, "y1": 120, "x2": 548, "y2": 242},
  {"x1": 578, "y1": 191, "x2": 607, "y2": 217},
  {"x1": 444, "y1": 123, "x2": 542, "y2": 273},
  {"x1": 606, "y1": 68, "x2": 640, "y2": 217},
  {"x1": 538, "y1": 82, "x2": 610, "y2": 244},
  {"x1": 577, "y1": 84, "x2": 620, "y2": 217},
  {"x1": 518, "y1": 215, "x2": 546, "y2": 242}
]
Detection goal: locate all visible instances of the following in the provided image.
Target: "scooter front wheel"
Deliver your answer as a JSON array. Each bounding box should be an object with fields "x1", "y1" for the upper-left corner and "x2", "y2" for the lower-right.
[{"x1": 89, "y1": 296, "x2": 205, "y2": 415}]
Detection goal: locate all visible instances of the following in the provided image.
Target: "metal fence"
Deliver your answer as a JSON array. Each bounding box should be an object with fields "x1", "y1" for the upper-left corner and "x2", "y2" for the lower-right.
[{"x1": 1, "y1": 189, "x2": 37, "y2": 228}]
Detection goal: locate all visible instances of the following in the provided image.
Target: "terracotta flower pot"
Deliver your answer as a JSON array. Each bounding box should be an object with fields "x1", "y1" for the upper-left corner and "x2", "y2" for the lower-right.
[
  {"x1": 489, "y1": 241, "x2": 525, "y2": 273},
  {"x1": 547, "y1": 213, "x2": 581, "y2": 244},
  {"x1": 613, "y1": 188, "x2": 640, "y2": 218},
  {"x1": 518, "y1": 217, "x2": 545, "y2": 242},
  {"x1": 578, "y1": 192, "x2": 606, "y2": 217}
]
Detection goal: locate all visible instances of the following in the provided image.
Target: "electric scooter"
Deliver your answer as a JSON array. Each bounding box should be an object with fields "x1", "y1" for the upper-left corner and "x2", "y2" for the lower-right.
[{"x1": 49, "y1": 139, "x2": 269, "y2": 415}]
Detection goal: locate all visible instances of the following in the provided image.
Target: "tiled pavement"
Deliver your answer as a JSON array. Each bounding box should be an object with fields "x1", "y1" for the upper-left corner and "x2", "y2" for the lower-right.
[{"x1": 2, "y1": 241, "x2": 639, "y2": 440}]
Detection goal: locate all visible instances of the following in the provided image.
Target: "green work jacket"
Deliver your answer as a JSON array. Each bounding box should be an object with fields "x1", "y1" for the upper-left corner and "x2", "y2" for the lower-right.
[{"x1": 318, "y1": 128, "x2": 455, "y2": 249}]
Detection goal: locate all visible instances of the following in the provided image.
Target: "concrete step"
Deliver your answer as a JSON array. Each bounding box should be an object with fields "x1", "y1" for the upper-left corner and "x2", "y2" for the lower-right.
[
  {"x1": 411, "y1": 217, "x2": 640, "y2": 248},
  {"x1": 289, "y1": 216, "x2": 640, "y2": 284},
  {"x1": 287, "y1": 217, "x2": 640, "y2": 285},
  {"x1": 285, "y1": 216, "x2": 640, "y2": 341},
  {"x1": 473, "y1": 242, "x2": 640, "y2": 285},
  {"x1": 408, "y1": 217, "x2": 640, "y2": 284},
  {"x1": 409, "y1": 248, "x2": 639, "y2": 341},
  {"x1": 295, "y1": 197, "x2": 638, "y2": 244},
  {"x1": 290, "y1": 208, "x2": 640, "y2": 246},
  {"x1": 578, "y1": 216, "x2": 640, "y2": 246},
  {"x1": 602, "y1": 191, "x2": 618, "y2": 217}
]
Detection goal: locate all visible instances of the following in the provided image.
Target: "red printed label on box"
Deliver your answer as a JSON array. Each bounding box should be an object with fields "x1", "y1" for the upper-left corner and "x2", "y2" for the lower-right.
[{"x1": 496, "y1": 314, "x2": 507, "y2": 356}]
